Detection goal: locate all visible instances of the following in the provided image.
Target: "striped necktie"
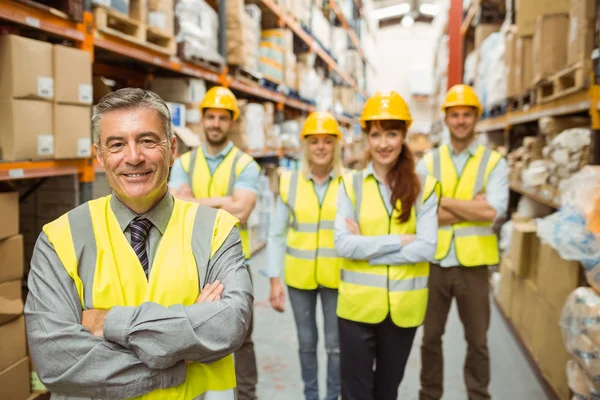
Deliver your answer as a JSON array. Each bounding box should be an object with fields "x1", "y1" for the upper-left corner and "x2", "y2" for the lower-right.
[{"x1": 130, "y1": 218, "x2": 152, "y2": 278}]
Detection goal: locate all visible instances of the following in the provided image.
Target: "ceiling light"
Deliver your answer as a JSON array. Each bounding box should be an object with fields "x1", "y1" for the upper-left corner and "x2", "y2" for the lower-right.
[
  {"x1": 371, "y1": 3, "x2": 411, "y2": 21},
  {"x1": 401, "y1": 14, "x2": 415, "y2": 27},
  {"x1": 420, "y1": 3, "x2": 439, "y2": 16}
]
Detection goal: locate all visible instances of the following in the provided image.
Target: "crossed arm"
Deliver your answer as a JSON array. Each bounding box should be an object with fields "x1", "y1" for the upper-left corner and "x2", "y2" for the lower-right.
[
  {"x1": 438, "y1": 194, "x2": 497, "y2": 226},
  {"x1": 173, "y1": 185, "x2": 257, "y2": 225},
  {"x1": 25, "y1": 229, "x2": 252, "y2": 398}
]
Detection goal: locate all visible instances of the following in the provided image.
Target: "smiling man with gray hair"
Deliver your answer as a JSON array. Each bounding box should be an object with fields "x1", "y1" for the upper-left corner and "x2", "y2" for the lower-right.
[{"x1": 25, "y1": 87, "x2": 253, "y2": 400}]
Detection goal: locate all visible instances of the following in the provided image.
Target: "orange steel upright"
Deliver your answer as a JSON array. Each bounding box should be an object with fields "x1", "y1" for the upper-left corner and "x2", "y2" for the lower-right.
[{"x1": 447, "y1": 0, "x2": 463, "y2": 89}]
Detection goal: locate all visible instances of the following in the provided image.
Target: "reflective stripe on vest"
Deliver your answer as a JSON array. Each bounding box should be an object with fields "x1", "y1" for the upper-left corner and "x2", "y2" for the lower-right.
[
  {"x1": 279, "y1": 169, "x2": 342, "y2": 290},
  {"x1": 337, "y1": 171, "x2": 438, "y2": 328},
  {"x1": 180, "y1": 146, "x2": 256, "y2": 259},
  {"x1": 43, "y1": 196, "x2": 237, "y2": 400},
  {"x1": 425, "y1": 144, "x2": 501, "y2": 266}
]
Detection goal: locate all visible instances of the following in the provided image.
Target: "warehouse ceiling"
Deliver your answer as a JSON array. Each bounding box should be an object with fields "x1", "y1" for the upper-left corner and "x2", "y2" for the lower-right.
[{"x1": 371, "y1": 0, "x2": 438, "y2": 27}]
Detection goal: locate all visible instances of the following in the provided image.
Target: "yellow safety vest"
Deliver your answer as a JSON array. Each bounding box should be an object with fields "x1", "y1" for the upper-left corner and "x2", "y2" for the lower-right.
[
  {"x1": 43, "y1": 196, "x2": 238, "y2": 400},
  {"x1": 337, "y1": 171, "x2": 439, "y2": 328},
  {"x1": 279, "y1": 170, "x2": 342, "y2": 290},
  {"x1": 180, "y1": 145, "x2": 259, "y2": 259},
  {"x1": 423, "y1": 144, "x2": 502, "y2": 267}
]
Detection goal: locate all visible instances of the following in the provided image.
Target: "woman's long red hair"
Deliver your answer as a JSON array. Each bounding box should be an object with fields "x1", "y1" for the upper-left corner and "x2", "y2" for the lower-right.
[{"x1": 364, "y1": 120, "x2": 420, "y2": 223}]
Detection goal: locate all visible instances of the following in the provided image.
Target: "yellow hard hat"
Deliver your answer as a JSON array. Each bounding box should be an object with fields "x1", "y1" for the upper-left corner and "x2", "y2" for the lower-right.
[
  {"x1": 200, "y1": 86, "x2": 240, "y2": 121},
  {"x1": 301, "y1": 112, "x2": 342, "y2": 140},
  {"x1": 441, "y1": 84, "x2": 482, "y2": 116},
  {"x1": 360, "y1": 91, "x2": 413, "y2": 129}
]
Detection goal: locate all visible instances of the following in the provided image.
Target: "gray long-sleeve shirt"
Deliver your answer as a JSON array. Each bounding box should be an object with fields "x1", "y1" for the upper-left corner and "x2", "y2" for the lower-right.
[{"x1": 25, "y1": 193, "x2": 253, "y2": 400}]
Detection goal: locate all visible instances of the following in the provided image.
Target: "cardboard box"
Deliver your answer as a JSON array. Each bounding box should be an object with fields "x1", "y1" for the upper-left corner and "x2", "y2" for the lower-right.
[
  {"x1": 0, "y1": 235, "x2": 24, "y2": 285},
  {"x1": 536, "y1": 243, "x2": 580, "y2": 311},
  {"x1": 0, "y1": 357, "x2": 30, "y2": 400},
  {"x1": 538, "y1": 302, "x2": 571, "y2": 400},
  {"x1": 475, "y1": 23, "x2": 502, "y2": 48},
  {"x1": 150, "y1": 78, "x2": 206, "y2": 104},
  {"x1": 148, "y1": 10, "x2": 174, "y2": 36},
  {"x1": 0, "y1": 99, "x2": 54, "y2": 161},
  {"x1": 497, "y1": 259, "x2": 514, "y2": 318},
  {"x1": 515, "y1": 36, "x2": 533, "y2": 91},
  {"x1": 0, "y1": 280, "x2": 23, "y2": 326},
  {"x1": 515, "y1": 0, "x2": 570, "y2": 36},
  {"x1": 520, "y1": 281, "x2": 540, "y2": 353},
  {"x1": 0, "y1": 35, "x2": 53, "y2": 100},
  {"x1": 0, "y1": 192, "x2": 18, "y2": 241},
  {"x1": 510, "y1": 275, "x2": 526, "y2": 335},
  {"x1": 53, "y1": 45, "x2": 92, "y2": 105},
  {"x1": 54, "y1": 104, "x2": 92, "y2": 159},
  {"x1": 532, "y1": 14, "x2": 569, "y2": 83},
  {"x1": 509, "y1": 221, "x2": 539, "y2": 279},
  {"x1": 505, "y1": 27, "x2": 519, "y2": 97},
  {"x1": 568, "y1": 0, "x2": 595, "y2": 66},
  {"x1": 0, "y1": 317, "x2": 26, "y2": 372}
]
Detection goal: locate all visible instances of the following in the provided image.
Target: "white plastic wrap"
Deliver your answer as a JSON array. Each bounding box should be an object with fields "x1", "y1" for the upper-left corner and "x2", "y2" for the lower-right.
[
  {"x1": 316, "y1": 79, "x2": 333, "y2": 112},
  {"x1": 561, "y1": 287, "x2": 600, "y2": 396},
  {"x1": 245, "y1": 103, "x2": 265, "y2": 150},
  {"x1": 521, "y1": 159, "x2": 549, "y2": 187},
  {"x1": 175, "y1": 0, "x2": 223, "y2": 64},
  {"x1": 499, "y1": 220, "x2": 513, "y2": 253},
  {"x1": 559, "y1": 167, "x2": 600, "y2": 217},
  {"x1": 475, "y1": 33, "x2": 506, "y2": 112},
  {"x1": 298, "y1": 67, "x2": 320, "y2": 101},
  {"x1": 463, "y1": 50, "x2": 478, "y2": 86},
  {"x1": 516, "y1": 196, "x2": 555, "y2": 219}
]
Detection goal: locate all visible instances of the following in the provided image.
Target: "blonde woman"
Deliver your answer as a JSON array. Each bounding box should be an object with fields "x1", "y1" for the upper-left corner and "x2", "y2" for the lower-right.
[{"x1": 265, "y1": 112, "x2": 344, "y2": 400}]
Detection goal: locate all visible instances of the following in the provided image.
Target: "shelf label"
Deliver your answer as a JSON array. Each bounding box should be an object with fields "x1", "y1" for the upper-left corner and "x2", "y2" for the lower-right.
[
  {"x1": 78, "y1": 138, "x2": 92, "y2": 157},
  {"x1": 78, "y1": 84, "x2": 93, "y2": 104},
  {"x1": 8, "y1": 169, "x2": 24, "y2": 179},
  {"x1": 38, "y1": 77, "x2": 54, "y2": 99},
  {"x1": 25, "y1": 17, "x2": 40, "y2": 28},
  {"x1": 38, "y1": 135, "x2": 54, "y2": 156}
]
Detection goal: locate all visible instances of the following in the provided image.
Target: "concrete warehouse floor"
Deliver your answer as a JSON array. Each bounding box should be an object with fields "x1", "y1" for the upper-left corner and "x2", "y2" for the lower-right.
[{"x1": 249, "y1": 249, "x2": 550, "y2": 400}]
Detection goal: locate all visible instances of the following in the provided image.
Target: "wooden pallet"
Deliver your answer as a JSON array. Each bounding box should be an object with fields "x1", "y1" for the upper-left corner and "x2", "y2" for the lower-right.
[
  {"x1": 230, "y1": 66, "x2": 261, "y2": 86},
  {"x1": 177, "y1": 42, "x2": 224, "y2": 71},
  {"x1": 534, "y1": 61, "x2": 591, "y2": 104},
  {"x1": 146, "y1": 26, "x2": 176, "y2": 55},
  {"x1": 507, "y1": 89, "x2": 535, "y2": 112},
  {"x1": 93, "y1": 6, "x2": 175, "y2": 55}
]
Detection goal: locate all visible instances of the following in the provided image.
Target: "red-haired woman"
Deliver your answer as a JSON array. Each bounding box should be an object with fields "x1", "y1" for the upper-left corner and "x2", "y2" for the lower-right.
[{"x1": 334, "y1": 91, "x2": 440, "y2": 400}]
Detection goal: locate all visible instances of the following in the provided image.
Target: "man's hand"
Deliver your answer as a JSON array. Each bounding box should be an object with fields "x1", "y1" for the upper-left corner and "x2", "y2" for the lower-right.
[
  {"x1": 346, "y1": 218, "x2": 361, "y2": 235},
  {"x1": 196, "y1": 281, "x2": 224, "y2": 303},
  {"x1": 474, "y1": 193, "x2": 487, "y2": 201},
  {"x1": 82, "y1": 309, "x2": 109, "y2": 338},
  {"x1": 269, "y1": 278, "x2": 285, "y2": 313}
]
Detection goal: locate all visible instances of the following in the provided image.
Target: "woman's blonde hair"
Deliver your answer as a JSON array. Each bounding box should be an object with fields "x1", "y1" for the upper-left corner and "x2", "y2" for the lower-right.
[{"x1": 301, "y1": 135, "x2": 344, "y2": 180}]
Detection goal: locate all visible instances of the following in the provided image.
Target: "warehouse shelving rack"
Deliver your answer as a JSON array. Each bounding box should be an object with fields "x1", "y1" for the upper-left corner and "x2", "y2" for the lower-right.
[{"x1": 0, "y1": 0, "x2": 365, "y2": 198}]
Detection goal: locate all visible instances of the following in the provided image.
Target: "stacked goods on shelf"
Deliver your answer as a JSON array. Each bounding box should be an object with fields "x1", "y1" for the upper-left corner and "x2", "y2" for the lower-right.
[
  {"x1": 497, "y1": 218, "x2": 579, "y2": 399},
  {"x1": 18, "y1": 176, "x2": 80, "y2": 266},
  {"x1": 310, "y1": 5, "x2": 331, "y2": 51},
  {"x1": 259, "y1": 29, "x2": 289, "y2": 84},
  {"x1": 150, "y1": 77, "x2": 206, "y2": 153},
  {"x1": 0, "y1": 190, "x2": 32, "y2": 400},
  {"x1": 340, "y1": 50, "x2": 364, "y2": 82},
  {"x1": 514, "y1": 0, "x2": 570, "y2": 37},
  {"x1": 568, "y1": 0, "x2": 595, "y2": 67},
  {"x1": 53, "y1": 45, "x2": 93, "y2": 159},
  {"x1": 505, "y1": 27, "x2": 533, "y2": 98},
  {"x1": 174, "y1": 0, "x2": 222, "y2": 64},
  {"x1": 228, "y1": 101, "x2": 267, "y2": 151},
  {"x1": 296, "y1": 53, "x2": 320, "y2": 102},
  {"x1": 532, "y1": 13, "x2": 569, "y2": 84},
  {"x1": 331, "y1": 27, "x2": 347, "y2": 61},
  {"x1": 92, "y1": 0, "x2": 129, "y2": 14},
  {"x1": 226, "y1": 0, "x2": 260, "y2": 71},
  {"x1": 0, "y1": 35, "x2": 55, "y2": 161},
  {"x1": 263, "y1": 103, "x2": 279, "y2": 149},
  {"x1": 333, "y1": 86, "x2": 361, "y2": 115},
  {"x1": 475, "y1": 31, "x2": 506, "y2": 114},
  {"x1": 147, "y1": 0, "x2": 175, "y2": 36},
  {"x1": 509, "y1": 117, "x2": 591, "y2": 200}
]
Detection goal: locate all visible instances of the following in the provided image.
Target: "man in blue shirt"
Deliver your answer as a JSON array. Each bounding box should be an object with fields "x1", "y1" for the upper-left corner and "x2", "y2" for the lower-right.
[{"x1": 169, "y1": 86, "x2": 260, "y2": 400}]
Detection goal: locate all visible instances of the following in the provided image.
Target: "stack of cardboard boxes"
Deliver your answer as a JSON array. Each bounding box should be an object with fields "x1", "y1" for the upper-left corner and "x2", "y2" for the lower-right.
[
  {"x1": 0, "y1": 35, "x2": 92, "y2": 162},
  {"x1": 259, "y1": 29, "x2": 294, "y2": 85},
  {"x1": 498, "y1": 219, "x2": 581, "y2": 399},
  {"x1": 0, "y1": 190, "x2": 31, "y2": 400}
]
